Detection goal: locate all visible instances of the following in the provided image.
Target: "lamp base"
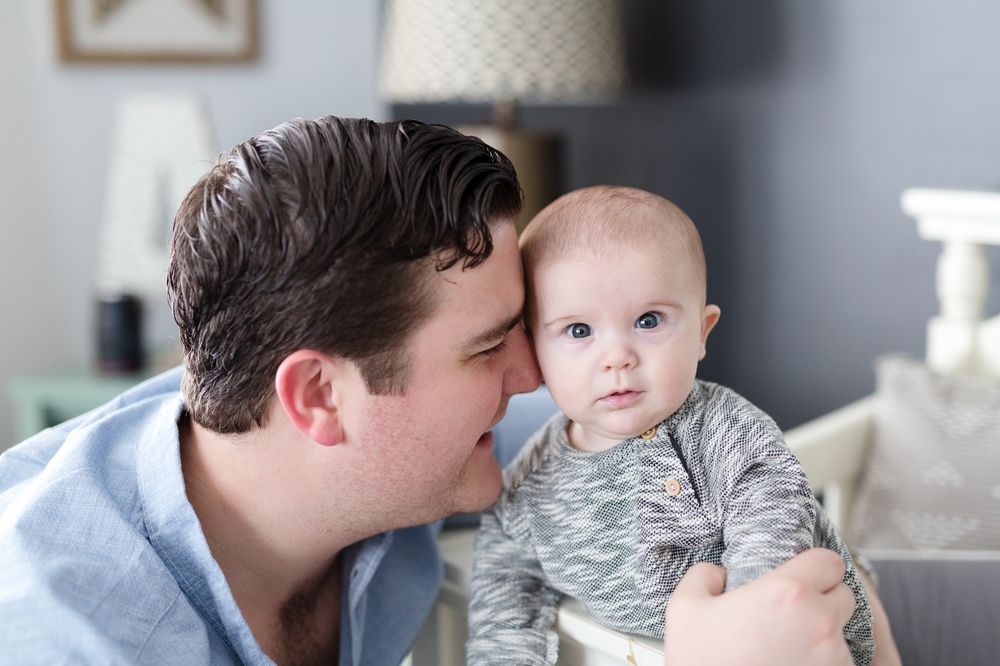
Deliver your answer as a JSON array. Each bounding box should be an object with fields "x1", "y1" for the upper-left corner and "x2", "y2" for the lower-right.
[{"x1": 459, "y1": 125, "x2": 560, "y2": 235}]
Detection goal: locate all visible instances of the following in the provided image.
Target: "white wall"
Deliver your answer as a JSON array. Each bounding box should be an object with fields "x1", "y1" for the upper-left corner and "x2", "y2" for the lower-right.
[{"x1": 0, "y1": 0, "x2": 384, "y2": 448}]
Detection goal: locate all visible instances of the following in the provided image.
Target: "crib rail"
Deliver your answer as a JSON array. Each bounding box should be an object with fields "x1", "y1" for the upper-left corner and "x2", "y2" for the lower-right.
[{"x1": 784, "y1": 396, "x2": 876, "y2": 530}]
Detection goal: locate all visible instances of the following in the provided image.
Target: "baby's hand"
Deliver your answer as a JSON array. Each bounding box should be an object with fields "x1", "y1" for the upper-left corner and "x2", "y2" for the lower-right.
[{"x1": 663, "y1": 548, "x2": 855, "y2": 666}]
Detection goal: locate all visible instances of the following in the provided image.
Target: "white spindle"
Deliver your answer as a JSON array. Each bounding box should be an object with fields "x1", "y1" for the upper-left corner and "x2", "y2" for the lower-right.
[{"x1": 901, "y1": 188, "x2": 1000, "y2": 378}]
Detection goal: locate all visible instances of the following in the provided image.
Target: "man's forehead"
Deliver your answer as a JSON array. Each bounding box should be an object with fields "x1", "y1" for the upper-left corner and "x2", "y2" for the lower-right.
[{"x1": 419, "y1": 222, "x2": 524, "y2": 344}]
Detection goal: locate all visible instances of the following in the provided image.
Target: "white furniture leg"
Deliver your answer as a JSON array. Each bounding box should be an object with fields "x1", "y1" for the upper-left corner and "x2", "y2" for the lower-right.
[
  {"x1": 926, "y1": 240, "x2": 988, "y2": 374},
  {"x1": 901, "y1": 188, "x2": 1000, "y2": 378}
]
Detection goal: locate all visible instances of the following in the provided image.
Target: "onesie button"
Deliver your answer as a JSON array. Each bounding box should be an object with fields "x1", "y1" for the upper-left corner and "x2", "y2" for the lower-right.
[
  {"x1": 641, "y1": 426, "x2": 657, "y2": 440},
  {"x1": 665, "y1": 478, "x2": 682, "y2": 496}
]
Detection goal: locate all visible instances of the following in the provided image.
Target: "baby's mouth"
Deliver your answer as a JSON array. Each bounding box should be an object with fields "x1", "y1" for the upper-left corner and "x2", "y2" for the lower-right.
[{"x1": 599, "y1": 389, "x2": 642, "y2": 406}]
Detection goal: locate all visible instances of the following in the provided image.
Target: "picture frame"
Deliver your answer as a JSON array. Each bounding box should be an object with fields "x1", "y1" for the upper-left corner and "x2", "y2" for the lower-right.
[{"x1": 55, "y1": 0, "x2": 258, "y2": 63}]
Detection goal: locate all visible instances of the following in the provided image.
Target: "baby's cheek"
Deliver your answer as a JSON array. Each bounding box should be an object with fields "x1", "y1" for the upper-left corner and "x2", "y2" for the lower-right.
[
  {"x1": 535, "y1": 342, "x2": 589, "y2": 401},
  {"x1": 545, "y1": 373, "x2": 591, "y2": 420},
  {"x1": 534, "y1": 341, "x2": 563, "y2": 380}
]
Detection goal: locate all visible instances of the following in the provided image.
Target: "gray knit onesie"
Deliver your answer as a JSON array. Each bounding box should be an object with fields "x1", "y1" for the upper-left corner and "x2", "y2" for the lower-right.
[{"x1": 467, "y1": 380, "x2": 874, "y2": 666}]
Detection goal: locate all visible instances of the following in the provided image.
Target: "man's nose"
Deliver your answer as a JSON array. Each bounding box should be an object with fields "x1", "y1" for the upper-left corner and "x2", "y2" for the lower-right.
[
  {"x1": 601, "y1": 335, "x2": 638, "y2": 372},
  {"x1": 502, "y1": 324, "x2": 542, "y2": 396}
]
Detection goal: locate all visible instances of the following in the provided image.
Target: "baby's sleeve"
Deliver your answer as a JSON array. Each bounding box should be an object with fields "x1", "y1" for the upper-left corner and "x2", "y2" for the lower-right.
[
  {"x1": 700, "y1": 395, "x2": 817, "y2": 591},
  {"x1": 717, "y1": 446, "x2": 817, "y2": 590},
  {"x1": 466, "y1": 506, "x2": 561, "y2": 666},
  {"x1": 702, "y1": 393, "x2": 875, "y2": 666}
]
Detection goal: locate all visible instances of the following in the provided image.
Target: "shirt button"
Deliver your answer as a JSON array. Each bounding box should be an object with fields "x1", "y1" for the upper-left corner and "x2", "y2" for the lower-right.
[
  {"x1": 641, "y1": 426, "x2": 657, "y2": 440},
  {"x1": 665, "y1": 478, "x2": 681, "y2": 496}
]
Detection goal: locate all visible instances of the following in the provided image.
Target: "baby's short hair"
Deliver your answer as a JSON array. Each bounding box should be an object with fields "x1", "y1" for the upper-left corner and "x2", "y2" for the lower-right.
[{"x1": 519, "y1": 185, "x2": 707, "y2": 303}]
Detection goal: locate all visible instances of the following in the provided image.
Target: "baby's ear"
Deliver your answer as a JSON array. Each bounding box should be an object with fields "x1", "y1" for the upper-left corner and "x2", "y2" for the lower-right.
[{"x1": 698, "y1": 305, "x2": 721, "y2": 359}]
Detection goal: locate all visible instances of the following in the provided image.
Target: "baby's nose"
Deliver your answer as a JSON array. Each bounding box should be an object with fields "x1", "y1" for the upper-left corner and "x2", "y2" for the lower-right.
[{"x1": 601, "y1": 338, "x2": 638, "y2": 371}]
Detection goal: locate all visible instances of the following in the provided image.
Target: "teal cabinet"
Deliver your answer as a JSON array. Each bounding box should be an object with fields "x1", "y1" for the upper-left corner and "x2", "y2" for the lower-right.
[{"x1": 8, "y1": 372, "x2": 148, "y2": 443}]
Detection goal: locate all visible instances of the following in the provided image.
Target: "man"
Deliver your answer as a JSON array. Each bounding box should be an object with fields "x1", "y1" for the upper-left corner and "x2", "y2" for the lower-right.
[{"x1": 0, "y1": 117, "x2": 858, "y2": 665}]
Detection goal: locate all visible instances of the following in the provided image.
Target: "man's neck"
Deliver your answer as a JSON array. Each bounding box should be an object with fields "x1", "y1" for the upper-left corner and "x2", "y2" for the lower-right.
[
  {"x1": 269, "y1": 554, "x2": 342, "y2": 666},
  {"x1": 178, "y1": 413, "x2": 353, "y2": 664}
]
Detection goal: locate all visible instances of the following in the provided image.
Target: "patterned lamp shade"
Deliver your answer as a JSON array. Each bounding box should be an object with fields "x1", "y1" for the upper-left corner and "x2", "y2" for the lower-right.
[{"x1": 380, "y1": 0, "x2": 626, "y2": 104}]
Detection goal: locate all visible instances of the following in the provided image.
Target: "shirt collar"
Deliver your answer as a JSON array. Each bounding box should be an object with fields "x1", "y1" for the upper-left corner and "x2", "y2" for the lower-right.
[
  {"x1": 664, "y1": 381, "x2": 706, "y2": 430},
  {"x1": 342, "y1": 532, "x2": 395, "y2": 666},
  {"x1": 136, "y1": 397, "x2": 273, "y2": 664},
  {"x1": 136, "y1": 396, "x2": 398, "y2": 666}
]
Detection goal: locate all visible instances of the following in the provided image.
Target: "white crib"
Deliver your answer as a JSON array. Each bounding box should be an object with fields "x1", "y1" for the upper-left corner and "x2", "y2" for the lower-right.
[
  {"x1": 788, "y1": 187, "x2": 1000, "y2": 533},
  {"x1": 413, "y1": 187, "x2": 1000, "y2": 666}
]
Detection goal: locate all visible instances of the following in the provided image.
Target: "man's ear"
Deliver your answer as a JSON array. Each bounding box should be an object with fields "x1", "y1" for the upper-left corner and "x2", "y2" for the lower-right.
[
  {"x1": 274, "y1": 350, "x2": 347, "y2": 447},
  {"x1": 698, "y1": 305, "x2": 721, "y2": 360}
]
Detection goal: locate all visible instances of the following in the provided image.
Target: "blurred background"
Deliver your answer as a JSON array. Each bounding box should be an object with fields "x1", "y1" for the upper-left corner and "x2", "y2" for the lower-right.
[{"x1": 2, "y1": 0, "x2": 1000, "y2": 450}]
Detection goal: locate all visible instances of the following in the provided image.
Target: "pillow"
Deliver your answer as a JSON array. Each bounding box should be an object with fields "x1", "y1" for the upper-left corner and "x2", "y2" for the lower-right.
[{"x1": 849, "y1": 354, "x2": 1000, "y2": 551}]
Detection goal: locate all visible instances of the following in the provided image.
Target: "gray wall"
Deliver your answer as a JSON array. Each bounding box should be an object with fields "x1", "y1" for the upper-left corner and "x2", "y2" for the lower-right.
[
  {"x1": 398, "y1": 0, "x2": 1000, "y2": 429},
  {"x1": 0, "y1": 0, "x2": 384, "y2": 449},
  {"x1": 3, "y1": 0, "x2": 1000, "y2": 445}
]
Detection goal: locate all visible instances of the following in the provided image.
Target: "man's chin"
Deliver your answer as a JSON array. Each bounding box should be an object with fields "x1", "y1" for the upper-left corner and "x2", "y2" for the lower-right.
[
  {"x1": 458, "y1": 487, "x2": 502, "y2": 515},
  {"x1": 448, "y1": 457, "x2": 503, "y2": 515}
]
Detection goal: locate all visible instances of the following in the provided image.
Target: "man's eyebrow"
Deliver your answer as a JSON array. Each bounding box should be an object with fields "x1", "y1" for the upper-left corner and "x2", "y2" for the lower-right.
[{"x1": 467, "y1": 313, "x2": 522, "y2": 350}]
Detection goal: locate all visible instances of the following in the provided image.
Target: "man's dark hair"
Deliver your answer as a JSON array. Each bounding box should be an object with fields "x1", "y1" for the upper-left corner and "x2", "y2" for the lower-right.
[{"x1": 167, "y1": 117, "x2": 522, "y2": 434}]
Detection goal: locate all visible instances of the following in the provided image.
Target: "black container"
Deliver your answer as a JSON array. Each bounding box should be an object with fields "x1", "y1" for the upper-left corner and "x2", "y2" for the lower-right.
[{"x1": 97, "y1": 293, "x2": 143, "y2": 374}]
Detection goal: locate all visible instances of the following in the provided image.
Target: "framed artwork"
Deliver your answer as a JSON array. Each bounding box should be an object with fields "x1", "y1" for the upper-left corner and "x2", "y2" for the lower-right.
[{"x1": 55, "y1": 0, "x2": 258, "y2": 63}]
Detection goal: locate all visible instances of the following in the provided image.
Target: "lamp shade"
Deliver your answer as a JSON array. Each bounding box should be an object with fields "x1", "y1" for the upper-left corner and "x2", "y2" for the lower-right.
[{"x1": 379, "y1": 0, "x2": 626, "y2": 104}]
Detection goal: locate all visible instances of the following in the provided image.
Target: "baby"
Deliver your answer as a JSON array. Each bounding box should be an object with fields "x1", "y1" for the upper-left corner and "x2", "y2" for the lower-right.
[{"x1": 466, "y1": 186, "x2": 875, "y2": 665}]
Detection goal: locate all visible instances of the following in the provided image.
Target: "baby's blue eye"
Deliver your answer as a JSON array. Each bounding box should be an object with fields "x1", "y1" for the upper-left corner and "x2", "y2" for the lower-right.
[
  {"x1": 636, "y1": 312, "x2": 663, "y2": 329},
  {"x1": 569, "y1": 323, "x2": 592, "y2": 339}
]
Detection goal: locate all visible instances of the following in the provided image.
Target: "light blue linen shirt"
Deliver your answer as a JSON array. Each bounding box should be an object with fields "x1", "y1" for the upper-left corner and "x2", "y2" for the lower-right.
[{"x1": 0, "y1": 367, "x2": 442, "y2": 665}]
